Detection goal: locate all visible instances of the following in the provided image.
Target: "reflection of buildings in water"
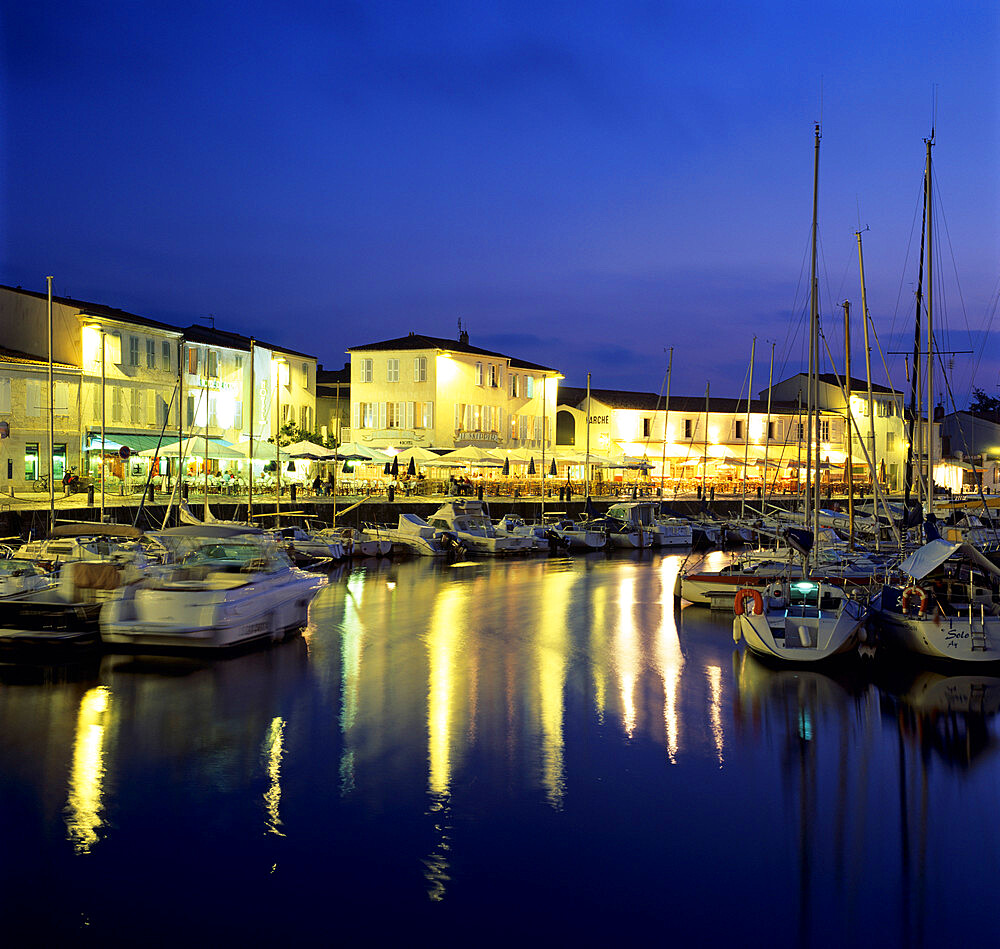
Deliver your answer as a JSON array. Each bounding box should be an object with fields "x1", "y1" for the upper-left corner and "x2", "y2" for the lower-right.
[
  {"x1": 66, "y1": 685, "x2": 112, "y2": 854},
  {"x1": 654, "y1": 558, "x2": 685, "y2": 763},
  {"x1": 706, "y1": 665, "x2": 724, "y2": 766}
]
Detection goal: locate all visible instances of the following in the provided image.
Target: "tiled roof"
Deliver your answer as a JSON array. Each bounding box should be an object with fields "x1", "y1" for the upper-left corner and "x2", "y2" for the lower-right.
[
  {"x1": 346, "y1": 333, "x2": 561, "y2": 375},
  {"x1": 558, "y1": 386, "x2": 781, "y2": 414},
  {"x1": 0, "y1": 344, "x2": 78, "y2": 371},
  {"x1": 182, "y1": 324, "x2": 316, "y2": 360}
]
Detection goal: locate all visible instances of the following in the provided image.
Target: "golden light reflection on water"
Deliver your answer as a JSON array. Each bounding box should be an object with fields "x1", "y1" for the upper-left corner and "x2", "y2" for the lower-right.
[
  {"x1": 615, "y1": 577, "x2": 639, "y2": 738},
  {"x1": 590, "y1": 583, "x2": 608, "y2": 724},
  {"x1": 656, "y1": 559, "x2": 685, "y2": 763},
  {"x1": 66, "y1": 686, "x2": 111, "y2": 855},
  {"x1": 535, "y1": 570, "x2": 572, "y2": 809},
  {"x1": 339, "y1": 573, "x2": 366, "y2": 795},
  {"x1": 707, "y1": 665, "x2": 725, "y2": 766},
  {"x1": 263, "y1": 716, "x2": 286, "y2": 836}
]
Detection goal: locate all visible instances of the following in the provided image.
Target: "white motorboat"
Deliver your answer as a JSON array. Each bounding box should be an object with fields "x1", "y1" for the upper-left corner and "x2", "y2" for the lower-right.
[
  {"x1": 274, "y1": 526, "x2": 345, "y2": 567},
  {"x1": 427, "y1": 500, "x2": 523, "y2": 556},
  {"x1": 871, "y1": 538, "x2": 1000, "y2": 662},
  {"x1": 495, "y1": 515, "x2": 563, "y2": 552},
  {"x1": 381, "y1": 513, "x2": 455, "y2": 557},
  {"x1": 0, "y1": 559, "x2": 136, "y2": 657},
  {"x1": 733, "y1": 577, "x2": 869, "y2": 663},
  {"x1": 101, "y1": 525, "x2": 326, "y2": 651},
  {"x1": 0, "y1": 557, "x2": 55, "y2": 599},
  {"x1": 607, "y1": 501, "x2": 693, "y2": 548},
  {"x1": 548, "y1": 518, "x2": 607, "y2": 550},
  {"x1": 15, "y1": 522, "x2": 153, "y2": 569}
]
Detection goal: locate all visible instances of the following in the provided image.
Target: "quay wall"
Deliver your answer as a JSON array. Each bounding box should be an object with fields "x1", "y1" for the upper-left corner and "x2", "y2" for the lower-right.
[{"x1": 0, "y1": 496, "x2": 805, "y2": 540}]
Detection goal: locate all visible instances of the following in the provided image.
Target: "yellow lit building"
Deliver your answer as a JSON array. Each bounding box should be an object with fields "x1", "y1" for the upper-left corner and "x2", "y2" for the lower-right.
[{"x1": 346, "y1": 331, "x2": 562, "y2": 451}]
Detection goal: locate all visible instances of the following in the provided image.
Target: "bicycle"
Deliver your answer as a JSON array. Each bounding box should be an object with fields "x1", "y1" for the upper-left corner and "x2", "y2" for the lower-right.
[{"x1": 31, "y1": 475, "x2": 50, "y2": 492}]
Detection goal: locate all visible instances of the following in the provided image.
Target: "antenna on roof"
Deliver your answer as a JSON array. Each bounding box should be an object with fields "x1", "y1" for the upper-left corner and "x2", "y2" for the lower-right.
[
  {"x1": 200, "y1": 314, "x2": 215, "y2": 329},
  {"x1": 458, "y1": 318, "x2": 468, "y2": 346}
]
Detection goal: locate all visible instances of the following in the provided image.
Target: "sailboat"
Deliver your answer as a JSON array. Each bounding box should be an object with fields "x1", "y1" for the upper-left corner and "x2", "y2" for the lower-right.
[{"x1": 734, "y1": 124, "x2": 869, "y2": 663}]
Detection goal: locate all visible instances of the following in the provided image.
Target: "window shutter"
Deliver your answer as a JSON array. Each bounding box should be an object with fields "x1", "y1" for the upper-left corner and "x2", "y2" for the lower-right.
[
  {"x1": 0, "y1": 378, "x2": 10, "y2": 413},
  {"x1": 351, "y1": 402, "x2": 360, "y2": 430},
  {"x1": 497, "y1": 407, "x2": 503, "y2": 435},
  {"x1": 406, "y1": 402, "x2": 414, "y2": 429},
  {"x1": 377, "y1": 402, "x2": 386, "y2": 429},
  {"x1": 26, "y1": 381, "x2": 41, "y2": 416},
  {"x1": 426, "y1": 402, "x2": 434, "y2": 429}
]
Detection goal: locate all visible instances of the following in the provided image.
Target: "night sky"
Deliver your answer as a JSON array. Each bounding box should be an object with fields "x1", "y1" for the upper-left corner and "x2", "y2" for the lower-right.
[{"x1": 2, "y1": 1, "x2": 997, "y2": 405}]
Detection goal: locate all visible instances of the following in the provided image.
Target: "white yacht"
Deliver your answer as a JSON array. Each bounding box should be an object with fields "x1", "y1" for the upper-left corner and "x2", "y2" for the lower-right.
[
  {"x1": 100, "y1": 525, "x2": 326, "y2": 651},
  {"x1": 607, "y1": 501, "x2": 693, "y2": 548},
  {"x1": 381, "y1": 513, "x2": 455, "y2": 557},
  {"x1": 427, "y1": 500, "x2": 523, "y2": 556},
  {"x1": 15, "y1": 523, "x2": 152, "y2": 568},
  {"x1": 871, "y1": 538, "x2": 1000, "y2": 663},
  {"x1": 734, "y1": 577, "x2": 869, "y2": 663},
  {"x1": 0, "y1": 557, "x2": 55, "y2": 599}
]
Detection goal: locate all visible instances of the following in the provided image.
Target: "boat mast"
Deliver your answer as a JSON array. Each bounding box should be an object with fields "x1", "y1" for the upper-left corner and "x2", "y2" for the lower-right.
[
  {"x1": 661, "y1": 349, "x2": 672, "y2": 501},
  {"x1": 178, "y1": 338, "x2": 184, "y2": 524},
  {"x1": 586, "y1": 371, "x2": 591, "y2": 499},
  {"x1": 741, "y1": 336, "x2": 755, "y2": 518},
  {"x1": 925, "y1": 131, "x2": 935, "y2": 514},
  {"x1": 249, "y1": 337, "x2": 255, "y2": 522},
  {"x1": 47, "y1": 276, "x2": 55, "y2": 534},
  {"x1": 806, "y1": 122, "x2": 821, "y2": 560},
  {"x1": 856, "y1": 230, "x2": 878, "y2": 522},
  {"x1": 764, "y1": 342, "x2": 774, "y2": 501},
  {"x1": 541, "y1": 373, "x2": 547, "y2": 519},
  {"x1": 904, "y1": 144, "x2": 930, "y2": 517},
  {"x1": 701, "y1": 382, "x2": 710, "y2": 502},
  {"x1": 843, "y1": 300, "x2": 854, "y2": 548}
]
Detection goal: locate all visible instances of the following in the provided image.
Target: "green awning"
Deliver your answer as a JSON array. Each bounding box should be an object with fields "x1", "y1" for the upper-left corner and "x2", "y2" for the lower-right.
[{"x1": 86, "y1": 433, "x2": 233, "y2": 453}]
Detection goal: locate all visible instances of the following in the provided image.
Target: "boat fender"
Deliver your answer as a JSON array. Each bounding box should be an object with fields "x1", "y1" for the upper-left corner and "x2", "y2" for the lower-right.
[
  {"x1": 733, "y1": 588, "x2": 764, "y2": 616},
  {"x1": 732, "y1": 617, "x2": 742, "y2": 643},
  {"x1": 900, "y1": 585, "x2": 929, "y2": 616}
]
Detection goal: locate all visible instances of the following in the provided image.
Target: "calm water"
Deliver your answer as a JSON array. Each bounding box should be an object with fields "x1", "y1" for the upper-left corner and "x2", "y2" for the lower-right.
[{"x1": 2, "y1": 552, "x2": 999, "y2": 947}]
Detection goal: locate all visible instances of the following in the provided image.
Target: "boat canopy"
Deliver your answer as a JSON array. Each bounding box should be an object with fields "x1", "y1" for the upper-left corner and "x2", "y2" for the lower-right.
[
  {"x1": 50, "y1": 522, "x2": 144, "y2": 539},
  {"x1": 900, "y1": 538, "x2": 1000, "y2": 581}
]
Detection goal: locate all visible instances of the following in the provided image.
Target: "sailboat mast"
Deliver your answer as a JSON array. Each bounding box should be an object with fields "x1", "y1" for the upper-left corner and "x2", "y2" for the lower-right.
[
  {"x1": 661, "y1": 349, "x2": 672, "y2": 499},
  {"x1": 249, "y1": 337, "x2": 255, "y2": 522},
  {"x1": 764, "y1": 342, "x2": 774, "y2": 499},
  {"x1": 702, "y1": 382, "x2": 710, "y2": 502},
  {"x1": 856, "y1": 230, "x2": 878, "y2": 505},
  {"x1": 806, "y1": 122, "x2": 821, "y2": 554},
  {"x1": 742, "y1": 336, "x2": 755, "y2": 518},
  {"x1": 47, "y1": 276, "x2": 55, "y2": 534},
  {"x1": 843, "y1": 300, "x2": 854, "y2": 547},
  {"x1": 925, "y1": 132, "x2": 935, "y2": 512},
  {"x1": 904, "y1": 151, "x2": 929, "y2": 515},
  {"x1": 586, "y1": 371, "x2": 591, "y2": 498}
]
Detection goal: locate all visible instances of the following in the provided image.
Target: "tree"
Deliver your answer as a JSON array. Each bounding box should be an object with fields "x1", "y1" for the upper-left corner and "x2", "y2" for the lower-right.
[
  {"x1": 268, "y1": 420, "x2": 334, "y2": 448},
  {"x1": 969, "y1": 387, "x2": 1000, "y2": 421}
]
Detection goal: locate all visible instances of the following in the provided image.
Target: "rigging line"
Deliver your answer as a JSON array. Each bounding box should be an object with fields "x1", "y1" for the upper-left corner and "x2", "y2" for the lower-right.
[
  {"x1": 888, "y1": 176, "x2": 928, "y2": 360},
  {"x1": 639, "y1": 358, "x2": 670, "y2": 456}
]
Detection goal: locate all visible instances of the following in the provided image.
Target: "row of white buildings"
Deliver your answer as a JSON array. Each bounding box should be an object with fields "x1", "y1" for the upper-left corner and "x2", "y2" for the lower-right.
[{"x1": 0, "y1": 282, "x2": 971, "y2": 494}]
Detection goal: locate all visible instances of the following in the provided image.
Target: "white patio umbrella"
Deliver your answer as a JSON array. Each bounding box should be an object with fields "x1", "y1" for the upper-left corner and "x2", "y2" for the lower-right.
[
  {"x1": 228, "y1": 441, "x2": 289, "y2": 461},
  {"x1": 284, "y1": 439, "x2": 338, "y2": 460},
  {"x1": 437, "y1": 445, "x2": 506, "y2": 467},
  {"x1": 139, "y1": 439, "x2": 247, "y2": 460},
  {"x1": 393, "y1": 446, "x2": 445, "y2": 464},
  {"x1": 336, "y1": 441, "x2": 392, "y2": 463}
]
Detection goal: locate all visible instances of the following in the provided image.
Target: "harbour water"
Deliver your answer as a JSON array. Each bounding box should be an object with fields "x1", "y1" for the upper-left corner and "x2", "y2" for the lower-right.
[{"x1": 2, "y1": 551, "x2": 998, "y2": 946}]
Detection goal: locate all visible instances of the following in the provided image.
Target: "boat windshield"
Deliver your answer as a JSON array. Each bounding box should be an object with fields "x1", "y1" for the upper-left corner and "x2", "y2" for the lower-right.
[
  {"x1": 181, "y1": 541, "x2": 287, "y2": 571},
  {"x1": 0, "y1": 558, "x2": 45, "y2": 578}
]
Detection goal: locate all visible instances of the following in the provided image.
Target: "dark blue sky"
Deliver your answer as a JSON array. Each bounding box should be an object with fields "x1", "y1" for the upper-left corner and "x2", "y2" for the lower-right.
[{"x1": 2, "y1": 1, "x2": 997, "y2": 405}]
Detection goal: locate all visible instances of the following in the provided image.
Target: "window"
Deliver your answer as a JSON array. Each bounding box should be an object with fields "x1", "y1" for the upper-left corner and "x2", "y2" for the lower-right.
[
  {"x1": 414, "y1": 356, "x2": 427, "y2": 382},
  {"x1": 129, "y1": 336, "x2": 140, "y2": 367},
  {"x1": 24, "y1": 443, "x2": 39, "y2": 481},
  {"x1": 157, "y1": 395, "x2": 171, "y2": 427},
  {"x1": 188, "y1": 347, "x2": 200, "y2": 375},
  {"x1": 360, "y1": 358, "x2": 373, "y2": 383},
  {"x1": 26, "y1": 381, "x2": 41, "y2": 417},
  {"x1": 820, "y1": 419, "x2": 830, "y2": 441},
  {"x1": 684, "y1": 419, "x2": 692, "y2": 438},
  {"x1": 510, "y1": 374, "x2": 519, "y2": 398},
  {"x1": 475, "y1": 362, "x2": 483, "y2": 386},
  {"x1": 162, "y1": 340, "x2": 172, "y2": 370},
  {"x1": 235, "y1": 354, "x2": 243, "y2": 374},
  {"x1": 207, "y1": 351, "x2": 219, "y2": 378},
  {"x1": 387, "y1": 359, "x2": 399, "y2": 382},
  {"x1": 387, "y1": 402, "x2": 404, "y2": 428},
  {"x1": 299, "y1": 405, "x2": 313, "y2": 431},
  {"x1": 0, "y1": 378, "x2": 10, "y2": 413},
  {"x1": 735, "y1": 419, "x2": 744, "y2": 439},
  {"x1": 52, "y1": 444, "x2": 67, "y2": 480},
  {"x1": 208, "y1": 395, "x2": 218, "y2": 428},
  {"x1": 52, "y1": 382, "x2": 70, "y2": 414},
  {"x1": 796, "y1": 422, "x2": 805, "y2": 439},
  {"x1": 361, "y1": 403, "x2": 375, "y2": 428},
  {"x1": 234, "y1": 400, "x2": 243, "y2": 430},
  {"x1": 146, "y1": 339, "x2": 156, "y2": 369},
  {"x1": 131, "y1": 388, "x2": 144, "y2": 425},
  {"x1": 525, "y1": 376, "x2": 534, "y2": 398},
  {"x1": 886, "y1": 432, "x2": 897, "y2": 452},
  {"x1": 488, "y1": 364, "x2": 497, "y2": 387},
  {"x1": 643, "y1": 418, "x2": 652, "y2": 438},
  {"x1": 767, "y1": 421, "x2": 776, "y2": 440},
  {"x1": 418, "y1": 401, "x2": 434, "y2": 428},
  {"x1": 301, "y1": 362, "x2": 309, "y2": 387},
  {"x1": 281, "y1": 403, "x2": 290, "y2": 424},
  {"x1": 113, "y1": 387, "x2": 125, "y2": 423}
]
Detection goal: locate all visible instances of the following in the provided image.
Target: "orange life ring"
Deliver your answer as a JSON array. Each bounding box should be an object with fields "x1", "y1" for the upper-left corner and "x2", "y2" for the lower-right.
[
  {"x1": 900, "y1": 585, "x2": 929, "y2": 615},
  {"x1": 734, "y1": 587, "x2": 765, "y2": 616}
]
